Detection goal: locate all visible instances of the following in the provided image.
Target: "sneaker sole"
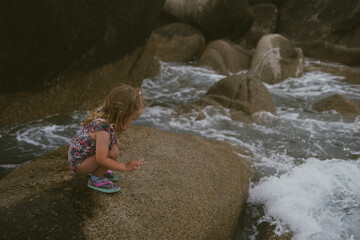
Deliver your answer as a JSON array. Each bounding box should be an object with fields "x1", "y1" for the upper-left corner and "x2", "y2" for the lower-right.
[{"x1": 87, "y1": 184, "x2": 121, "y2": 193}]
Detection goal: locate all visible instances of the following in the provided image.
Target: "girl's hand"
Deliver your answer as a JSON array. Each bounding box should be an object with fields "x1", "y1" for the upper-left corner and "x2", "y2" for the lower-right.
[{"x1": 125, "y1": 159, "x2": 144, "y2": 171}]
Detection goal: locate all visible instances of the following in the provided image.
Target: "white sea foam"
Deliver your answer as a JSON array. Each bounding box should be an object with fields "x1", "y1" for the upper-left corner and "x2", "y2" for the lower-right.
[
  {"x1": 0, "y1": 163, "x2": 23, "y2": 169},
  {"x1": 142, "y1": 62, "x2": 225, "y2": 107},
  {"x1": 15, "y1": 123, "x2": 76, "y2": 149},
  {"x1": 267, "y1": 70, "x2": 360, "y2": 101},
  {"x1": 249, "y1": 158, "x2": 360, "y2": 240},
  {"x1": 139, "y1": 106, "x2": 175, "y2": 131},
  {"x1": 0, "y1": 112, "x2": 85, "y2": 169}
]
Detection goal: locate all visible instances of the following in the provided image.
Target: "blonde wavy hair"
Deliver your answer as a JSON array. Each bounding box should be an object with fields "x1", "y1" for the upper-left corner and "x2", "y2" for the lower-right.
[{"x1": 82, "y1": 84, "x2": 148, "y2": 132}]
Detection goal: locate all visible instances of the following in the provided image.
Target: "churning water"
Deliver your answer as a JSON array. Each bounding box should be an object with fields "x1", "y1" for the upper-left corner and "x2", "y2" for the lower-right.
[{"x1": 0, "y1": 60, "x2": 359, "y2": 239}]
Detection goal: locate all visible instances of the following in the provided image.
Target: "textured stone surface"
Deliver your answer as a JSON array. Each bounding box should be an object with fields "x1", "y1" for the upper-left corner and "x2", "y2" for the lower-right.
[
  {"x1": 162, "y1": 0, "x2": 254, "y2": 40},
  {"x1": 197, "y1": 40, "x2": 252, "y2": 75},
  {"x1": 149, "y1": 22, "x2": 206, "y2": 62},
  {"x1": 0, "y1": 44, "x2": 157, "y2": 126},
  {"x1": 249, "y1": 34, "x2": 304, "y2": 84},
  {"x1": 190, "y1": 74, "x2": 276, "y2": 120},
  {"x1": 0, "y1": 0, "x2": 165, "y2": 93},
  {"x1": 241, "y1": 3, "x2": 278, "y2": 49},
  {"x1": 313, "y1": 94, "x2": 360, "y2": 115},
  {"x1": 0, "y1": 125, "x2": 253, "y2": 240},
  {"x1": 278, "y1": 0, "x2": 360, "y2": 65}
]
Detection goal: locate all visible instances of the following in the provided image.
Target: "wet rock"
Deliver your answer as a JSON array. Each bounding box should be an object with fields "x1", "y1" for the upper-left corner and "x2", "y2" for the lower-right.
[
  {"x1": 195, "y1": 111, "x2": 206, "y2": 121},
  {"x1": 197, "y1": 40, "x2": 252, "y2": 75},
  {"x1": 313, "y1": 94, "x2": 360, "y2": 115},
  {"x1": 256, "y1": 222, "x2": 293, "y2": 240},
  {"x1": 195, "y1": 74, "x2": 276, "y2": 118},
  {"x1": 305, "y1": 60, "x2": 360, "y2": 85},
  {"x1": 350, "y1": 149, "x2": 360, "y2": 160},
  {"x1": 149, "y1": 22, "x2": 206, "y2": 63},
  {"x1": 249, "y1": 34, "x2": 304, "y2": 84},
  {"x1": 162, "y1": 0, "x2": 254, "y2": 40},
  {"x1": 0, "y1": 125, "x2": 253, "y2": 239},
  {"x1": 230, "y1": 110, "x2": 253, "y2": 123},
  {"x1": 278, "y1": 0, "x2": 360, "y2": 65},
  {"x1": 240, "y1": 4, "x2": 278, "y2": 49}
]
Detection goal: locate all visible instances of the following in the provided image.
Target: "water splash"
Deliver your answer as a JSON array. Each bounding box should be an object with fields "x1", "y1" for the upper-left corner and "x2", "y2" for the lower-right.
[{"x1": 249, "y1": 158, "x2": 360, "y2": 240}]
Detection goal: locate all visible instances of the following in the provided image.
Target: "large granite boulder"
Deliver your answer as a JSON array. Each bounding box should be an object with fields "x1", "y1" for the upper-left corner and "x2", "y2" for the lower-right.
[
  {"x1": 249, "y1": 34, "x2": 304, "y2": 84},
  {"x1": 278, "y1": 0, "x2": 360, "y2": 65},
  {"x1": 0, "y1": 125, "x2": 253, "y2": 239},
  {"x1": 162, "y1": 0, "x2": 254, "y2": 40},
  {"x1": 148, "y1": 22, "x2": 206, "y2": 63},
  {"x1": 191, "y1": 74, "x2": 275, "y2": 122},
  {"x1": 313, "y1": 94, "x2": 360, "y2": 115},
  {"x1": 0, "y1": 0, "x2": 165, "y2": 93},
  {"x1": 240, "y1": 4, "x2": 278, "y2": 49},
  {"x1": 0, "y1": 42, "x2": 158, "y2": 126},
  {"x1": 196, "y1": 40, "x2": 252, "y2": 75}
]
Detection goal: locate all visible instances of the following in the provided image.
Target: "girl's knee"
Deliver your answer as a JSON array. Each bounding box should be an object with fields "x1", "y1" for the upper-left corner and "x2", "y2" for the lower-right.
[{"x1": 108, "y1": 145, "x2": 119, "y2": 160}]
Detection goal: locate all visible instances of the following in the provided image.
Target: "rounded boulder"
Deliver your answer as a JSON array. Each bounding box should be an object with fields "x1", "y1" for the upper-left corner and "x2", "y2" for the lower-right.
[
  {"x1": 149, "y1": 22, "x2": 206, "y2": 62},
  {"x1": 313, "y1": 94, "x2": 360, "y2": 115},
  {"x1": 249, "y1": 34, "x2": 304, "y2": 84},
  {"x1": 196, "y1": 74, "x2": 276, "y2": 117},
  {"x1": 197, "y1": 40, "x2": 252, "y2": 75},
  {"x1": 162, "y1": 0, "x2": 254, "y2": 40}
]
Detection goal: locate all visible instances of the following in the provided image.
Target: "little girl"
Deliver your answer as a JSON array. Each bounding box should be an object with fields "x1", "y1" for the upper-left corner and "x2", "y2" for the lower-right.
[{"x1": 68, "y1": 84, "x2": 147, "y2": 193}]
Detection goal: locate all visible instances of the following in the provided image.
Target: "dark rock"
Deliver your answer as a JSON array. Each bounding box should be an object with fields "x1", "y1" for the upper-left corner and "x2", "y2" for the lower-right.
[
  {"x1": 313, "y1": 94, "x2": 360, "y2": 115},
  {"x1": 197, "y1": 40, "x2": 252, "y2": 75},
  {"x1": 162, "y1": 0, "x2": 254, "y2": 40},
  {"x1": 149, "y1": 22, "x2": 206, "y2": 62},
  {"x1": 0, "y1": 0, "x2": 165, "y2": 93},
  {"x1": 249, "y1": 34, "x2": 304, "y2": 84},
  {"x1": 240, "y1": 4, "x2": 278, "y2": 49},
  {"x1": 0, "y1": 125, "x2": 253, "y2": 239},
  {"x1": 0, "y1": 43, "x2": 157, "y2": 126},
  {"x1": 256, "y1": 222, "x2": 293, "y2": 240},
  {"x1": 294, "y1": 41, "x2": 360, "y2": 66},
  {"x1": 278, "y1": 0, "x2": 360, "y2": 65},
  {"x1": 195, "y1": 111, "x2": 206, "y2": 121}
]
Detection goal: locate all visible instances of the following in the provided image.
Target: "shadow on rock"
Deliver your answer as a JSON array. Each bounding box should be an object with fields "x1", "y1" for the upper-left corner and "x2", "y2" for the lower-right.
[{"x1": 0, "y1": 177, "x2": 94, "y2": 239}]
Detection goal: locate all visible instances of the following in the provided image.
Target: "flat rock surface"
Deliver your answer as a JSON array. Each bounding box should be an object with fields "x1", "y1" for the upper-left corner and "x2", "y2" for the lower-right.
[{"x1": 0, "y1": 125, "x2": 253, "y2": 240}]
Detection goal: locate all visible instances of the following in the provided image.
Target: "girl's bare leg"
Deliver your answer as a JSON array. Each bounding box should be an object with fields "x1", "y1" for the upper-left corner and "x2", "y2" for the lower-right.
[{"x1": 74, "y1": 145, "x2": 120, "y2": 177}]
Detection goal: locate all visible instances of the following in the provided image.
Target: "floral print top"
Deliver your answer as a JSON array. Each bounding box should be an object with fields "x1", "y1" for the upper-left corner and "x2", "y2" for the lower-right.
[{"x1": 68, "y1": 120, "x2": 118, "y2": 173}]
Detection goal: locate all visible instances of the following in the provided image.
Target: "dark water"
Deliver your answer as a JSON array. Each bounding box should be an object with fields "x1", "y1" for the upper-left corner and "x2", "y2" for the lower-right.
[{"x1": 0, "y1": 112, "x2": 85, "y2": 178}]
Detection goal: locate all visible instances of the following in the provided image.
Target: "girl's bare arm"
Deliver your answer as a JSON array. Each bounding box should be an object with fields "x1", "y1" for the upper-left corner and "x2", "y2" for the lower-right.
[{"x1": 95, "y1": 131, "x2": 143, "y2": 172}]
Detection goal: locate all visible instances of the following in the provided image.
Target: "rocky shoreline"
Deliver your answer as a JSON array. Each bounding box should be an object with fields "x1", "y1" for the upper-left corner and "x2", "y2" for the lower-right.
[{"x1": 1, "y1": 0, "x2": 359, "y2": 239}]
